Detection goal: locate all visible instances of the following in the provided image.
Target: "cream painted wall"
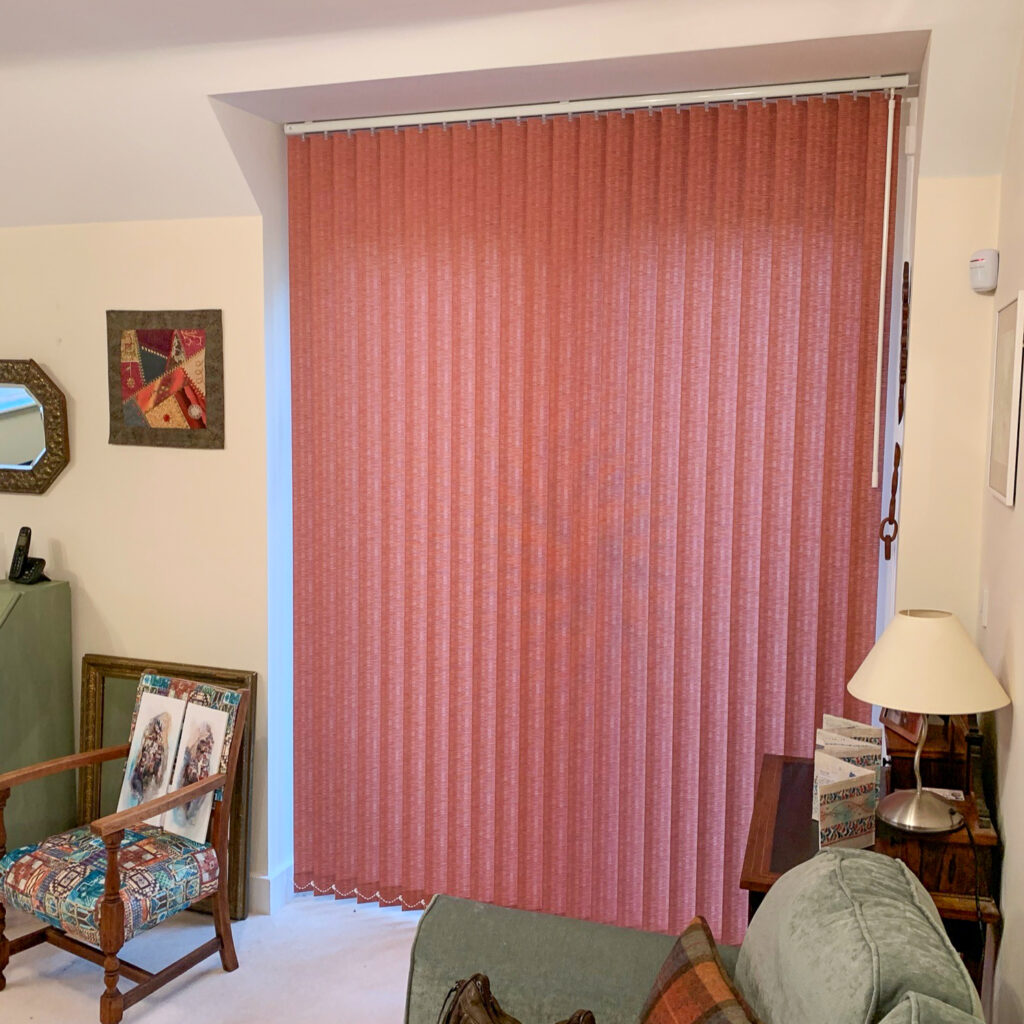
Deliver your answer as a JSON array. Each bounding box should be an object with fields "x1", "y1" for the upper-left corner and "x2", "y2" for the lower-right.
[
  {"x1": 896, "y1": 176, "x2": 1001, "y2": 628},
  {"x1": 0, "y1": 216, "x2": 271, "y2": 892},
  {"x1": 980, "y1": 29, "x2": 1024, "y2": 1024},
  {"x1": 1, "y1": 0, "x2": 1023, "y2": 924}
]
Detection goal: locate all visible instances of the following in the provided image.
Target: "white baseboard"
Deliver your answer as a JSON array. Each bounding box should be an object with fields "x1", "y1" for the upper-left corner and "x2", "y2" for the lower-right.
[{"x1": 249, "y1": 860, "x2": 294, "y2": 914}]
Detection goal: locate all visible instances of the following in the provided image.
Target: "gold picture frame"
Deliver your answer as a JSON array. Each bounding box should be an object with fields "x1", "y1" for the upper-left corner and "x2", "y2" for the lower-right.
[{"x1": 78, "y1": 653, "x2": 257, "y2": 920}]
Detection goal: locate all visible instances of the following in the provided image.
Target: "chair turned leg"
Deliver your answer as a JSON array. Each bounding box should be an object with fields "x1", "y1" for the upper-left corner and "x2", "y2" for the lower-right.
[
  {"x1": 99, "y1": 833, "x2": 125, "y2": 1024},
  {"x1": 0, "y1": 898, "x2": 9, "y2": 992},
  {"x1": 0, "y1": 787, "x2": 8, "y2": 992},
  {"x1": 99, "y1": 952, "x2": 124, "y2": 1024},
  {"x1": 212, "y1": 885, "x2": 238, "y2": 972}
]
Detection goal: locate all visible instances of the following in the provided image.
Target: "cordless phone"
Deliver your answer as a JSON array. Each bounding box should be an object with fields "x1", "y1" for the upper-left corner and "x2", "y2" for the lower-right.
[
  {"x1": 9, "y1": 526, "x2": 31, "y2": 579},
  {"x1": 7, "y1": 526, "x2": 48, "y2": 584}
]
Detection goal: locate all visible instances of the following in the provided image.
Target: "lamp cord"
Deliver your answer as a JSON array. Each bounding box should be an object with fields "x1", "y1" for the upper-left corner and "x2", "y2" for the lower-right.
[
  {"x1": 965, "y1": 817, "x2": 984, "y2": 941},
  {"x1": 949, "y1": 805, "x2": 984, "y2": 940}
]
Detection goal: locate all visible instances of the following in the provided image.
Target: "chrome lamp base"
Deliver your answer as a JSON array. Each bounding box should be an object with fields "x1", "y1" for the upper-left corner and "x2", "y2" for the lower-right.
[
  {"x1": 878, "y1": 716, "x2": 964, "y2": 834},
  {"x1": 877, "y1": 788, "x2": 963, "y2": 833}
]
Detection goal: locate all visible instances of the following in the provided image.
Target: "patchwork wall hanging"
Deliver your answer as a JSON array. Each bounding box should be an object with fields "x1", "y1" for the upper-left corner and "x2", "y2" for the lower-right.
[{"x1": 106, "y1": 309, "x2": 224, "y2": 448}]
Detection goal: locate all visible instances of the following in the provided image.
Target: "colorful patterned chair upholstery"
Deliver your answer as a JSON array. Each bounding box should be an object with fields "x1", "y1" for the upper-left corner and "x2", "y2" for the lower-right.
[
  {"x1": 0, "y1": 670, "x2": 253, "y2": 1024},
  {"x1": 0, "y1": 826, "x2": 220, "y2": 947}
]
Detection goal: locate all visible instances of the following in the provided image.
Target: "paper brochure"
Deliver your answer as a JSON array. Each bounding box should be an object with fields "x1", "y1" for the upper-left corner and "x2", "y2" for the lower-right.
[
  {"x1": 810, "y1": 713, "x2": 882, "y2": 850},
  {"x1": 815, "y1": 751, "x2": 878, "y2": 850}
]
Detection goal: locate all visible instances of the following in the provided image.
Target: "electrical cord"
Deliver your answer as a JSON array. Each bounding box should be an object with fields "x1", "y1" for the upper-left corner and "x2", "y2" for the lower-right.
[
  {"x1": 948, "y1": 804, "x2": 984, "y2": 941},
  {"x1": 964, "y1": 816, "x2": 984, "y2": 942}
]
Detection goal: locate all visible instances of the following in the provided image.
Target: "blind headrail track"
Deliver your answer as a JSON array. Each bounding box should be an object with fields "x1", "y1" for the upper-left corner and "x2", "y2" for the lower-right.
[{"x1": 284, "y1": 74, "x2": 910, "y2": 136}]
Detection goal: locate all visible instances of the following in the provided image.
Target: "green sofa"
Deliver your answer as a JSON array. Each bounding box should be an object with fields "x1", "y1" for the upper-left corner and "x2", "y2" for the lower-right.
[{"x1": 404, "y1": 848, "x2": 983, "y2": 1024}]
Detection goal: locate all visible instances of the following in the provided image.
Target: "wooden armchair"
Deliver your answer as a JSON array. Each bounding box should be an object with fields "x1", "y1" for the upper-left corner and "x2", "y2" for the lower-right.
[{"x1": 0, "y1": 673, "x2": 251, "y2": 1024}]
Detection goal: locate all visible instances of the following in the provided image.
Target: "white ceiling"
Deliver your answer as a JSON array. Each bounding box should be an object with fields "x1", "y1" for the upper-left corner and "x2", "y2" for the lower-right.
[
  {"x1": 0, "y1": 0, "x2": 1020, "y2": 227},
  {"x1": 0, "y1": 0, "x2": 589, "y2": 62}
]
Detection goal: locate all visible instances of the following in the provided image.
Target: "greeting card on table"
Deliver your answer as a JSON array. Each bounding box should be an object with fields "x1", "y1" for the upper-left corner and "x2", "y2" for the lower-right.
[
  {"x1": 816, "y1": 751, "x2": 878, "y2": 850},
  {"x1": 822, "y1": 714, "x2": 883, "y2": 747},
  {"x1": 811, "y1": 716, "x2": 882, "y2": 820}
]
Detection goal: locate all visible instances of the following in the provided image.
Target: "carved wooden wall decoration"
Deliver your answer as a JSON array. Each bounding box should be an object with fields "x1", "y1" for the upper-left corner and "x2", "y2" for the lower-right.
[{"x1": 899, "y1": 261, "x2": 910, "y2": 423}]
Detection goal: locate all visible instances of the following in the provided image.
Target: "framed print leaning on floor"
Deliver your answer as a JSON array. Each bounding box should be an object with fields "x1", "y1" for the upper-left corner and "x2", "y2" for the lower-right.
[{"x1": 78, "y1": 653, "x2": 256, "y2": 919}]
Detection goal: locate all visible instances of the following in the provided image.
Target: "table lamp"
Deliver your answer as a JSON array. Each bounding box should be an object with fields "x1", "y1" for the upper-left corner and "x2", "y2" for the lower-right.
[{"x1": 847, "y1": 609, "x2": 1010, "y2": 833}]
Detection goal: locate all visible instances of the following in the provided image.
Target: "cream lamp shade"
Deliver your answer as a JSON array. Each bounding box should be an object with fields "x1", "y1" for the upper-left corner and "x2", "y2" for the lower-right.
[
  {"x1": 847, "y1": 609, "x2": 1009, "y2": 833},
  {"x1": 847, "y1": 609, "x2": 1009, "y2": 715}
]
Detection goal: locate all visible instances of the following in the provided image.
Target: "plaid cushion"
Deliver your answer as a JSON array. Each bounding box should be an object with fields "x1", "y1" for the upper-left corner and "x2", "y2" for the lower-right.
[
  {"x1": 0, "y1": 825, "x2": 219, "y2": 946},
  {"x1": 639, "y1": 917, "x2": 761, "y2": 1024}
]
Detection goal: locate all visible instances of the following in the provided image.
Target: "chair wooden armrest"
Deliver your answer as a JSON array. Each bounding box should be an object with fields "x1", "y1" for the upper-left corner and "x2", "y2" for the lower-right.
[
  {"x1": 90, "y1": 773, "x2": 228, "y2": 838},
  {"x1": 0, "y1": 744, "x2": 131, "y2": 792}
]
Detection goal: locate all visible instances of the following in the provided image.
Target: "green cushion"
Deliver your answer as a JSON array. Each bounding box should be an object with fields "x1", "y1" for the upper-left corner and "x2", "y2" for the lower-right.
[
  {"x1": 717, "y1": 942, "x2": 740, "y2": 979},
  {"x1": 404, "y1": 895, "x2": 676, "y2": 1024},
  {"x1": 734, "y1": 849, "x2": 982, "y2": 1024},
  {"x1": 880, "y1": 992, "x2": 986, "y2": 1024}
]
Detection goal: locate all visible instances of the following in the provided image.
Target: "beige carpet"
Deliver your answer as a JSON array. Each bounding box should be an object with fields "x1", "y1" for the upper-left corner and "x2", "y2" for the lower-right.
[{"x1": 1, "y1": 896, "x2": 421, "y2": 1023}]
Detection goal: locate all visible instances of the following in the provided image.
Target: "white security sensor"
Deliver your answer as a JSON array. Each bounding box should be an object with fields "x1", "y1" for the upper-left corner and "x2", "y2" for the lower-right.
[{"x1": 969, "y1": 250, "x2": 998, "y2": 293}]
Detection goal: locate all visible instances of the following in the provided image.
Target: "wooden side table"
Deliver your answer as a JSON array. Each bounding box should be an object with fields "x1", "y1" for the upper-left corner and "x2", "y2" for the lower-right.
[{"x1": 740, "y1": 754, "x2": 1000, "y2": 990}]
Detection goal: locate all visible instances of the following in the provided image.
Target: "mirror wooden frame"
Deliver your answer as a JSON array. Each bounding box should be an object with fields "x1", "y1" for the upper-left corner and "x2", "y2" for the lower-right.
[
  {"x1": 78, "y1": 653, "x2": 258, "y2": 920},
  {"x1": 0, "y1": 359, "x2": 70, "y2": 494}
]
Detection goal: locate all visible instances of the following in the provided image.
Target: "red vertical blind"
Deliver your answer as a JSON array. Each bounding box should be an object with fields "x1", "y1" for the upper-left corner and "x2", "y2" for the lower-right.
[{"x1": 289, "y1": 93, "x2": 899, "y2": 942}]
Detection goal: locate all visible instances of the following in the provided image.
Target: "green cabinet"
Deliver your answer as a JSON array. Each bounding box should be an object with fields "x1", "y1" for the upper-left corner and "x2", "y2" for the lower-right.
[{"x1": 0, "y1": 579, "x2": 75, "y2": 849}]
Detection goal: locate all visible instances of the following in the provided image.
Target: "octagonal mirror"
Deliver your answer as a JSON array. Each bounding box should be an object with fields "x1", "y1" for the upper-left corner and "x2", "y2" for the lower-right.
[
  {"x1": 0, "y1": 385, "x2": 46, "y2": 469},
  {"x1": 0, "y1": 360, "x2": 70, "y2": 494}
]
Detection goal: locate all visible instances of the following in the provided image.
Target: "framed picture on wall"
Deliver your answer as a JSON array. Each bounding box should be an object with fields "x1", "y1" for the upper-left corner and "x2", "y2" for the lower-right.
[
  {"x1": 987, "y1": 292, "x2": 1024, "y2": 506},
  {"x1": 106, "y1": 309, "x2": 224, "y2": 449}
]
